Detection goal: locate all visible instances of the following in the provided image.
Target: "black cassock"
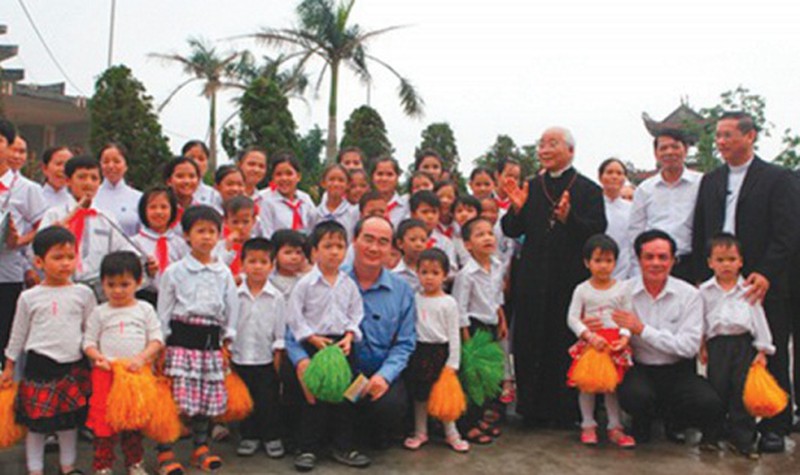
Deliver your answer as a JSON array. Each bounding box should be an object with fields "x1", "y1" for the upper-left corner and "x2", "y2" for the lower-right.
[{"x1": 501, "y1": 167, "x2": 606, "y2": 426}]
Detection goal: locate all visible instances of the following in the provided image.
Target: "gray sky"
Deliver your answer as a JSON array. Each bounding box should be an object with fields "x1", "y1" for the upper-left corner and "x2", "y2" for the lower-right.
[{"x1": 3, "y1": 0, "x2": 800, "y2": 178}]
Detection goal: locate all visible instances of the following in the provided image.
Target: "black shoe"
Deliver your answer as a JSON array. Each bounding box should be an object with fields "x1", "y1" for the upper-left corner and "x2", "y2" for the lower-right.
[
  {"x1": 666, "y1": 428, "x2": 686, "y2": 445},
  {"x1": 294, "y1": 452, "x2": 316, "y2": 472},
  {"x1": 758, "y1": 432, "x2": 785, "y2": 454},
  {"x1": 724, "y1": 441, "x2": 760, "y2": 460},
  {"x1": 331, "y1": 449, "x2": 371, "y2": 468}
]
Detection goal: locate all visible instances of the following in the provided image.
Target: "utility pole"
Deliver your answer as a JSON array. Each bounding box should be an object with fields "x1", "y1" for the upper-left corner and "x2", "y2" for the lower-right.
[{"x1": 107, "y1": 0, "x2": 116, "y2": 68}]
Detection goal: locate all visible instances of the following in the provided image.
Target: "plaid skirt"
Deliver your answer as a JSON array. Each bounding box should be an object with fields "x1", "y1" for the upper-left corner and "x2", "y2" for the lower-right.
[
  {"x1": 164, "y1": 346, "x2": 227, "y2": 417},
  {"x1": 16, "y1": 352, "x2": 90, "y2": 433},
  {"x1": 566, "y1": 328, "x2": 633, "y2": 388},
  {"x1": 405, "y1": 343, "x2": 449, "y2": 401}
]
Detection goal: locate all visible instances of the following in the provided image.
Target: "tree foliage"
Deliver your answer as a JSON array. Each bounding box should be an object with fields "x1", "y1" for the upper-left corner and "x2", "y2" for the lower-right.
[
  {"x1": 339, "y1": 105, "x2": 393, "y2": 169},
  {"x1": 298, "y1": 125, "x2": 325, "y2": 199},
  {"x1": 88, "y1": 65, "x2": 171, "y2": 189},
  {"x1": 473, "y1": 134, "x2": 539, "y2": 179},
  {"x1": 415, "y1": 122, "x2": 459, "y2": 171}
]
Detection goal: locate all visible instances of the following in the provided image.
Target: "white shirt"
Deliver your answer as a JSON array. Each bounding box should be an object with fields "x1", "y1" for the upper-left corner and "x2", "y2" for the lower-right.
[
  {"x1": 194, "y1": 182, "x2": 218, "y2": 207},
  {"x1": 317, "y1": 197, "x2": 359, "y2": 242},
  {"x1": 95, "y1": 179, "x2": 142, "y2": 237},
  {"x1": 699, "y1": 276, "x2": 775, "y2": 354},
  {"x1": 628, "y1": 168, "x2": 701, "y2": 263},
  {"x1": 286, "y1": 265, "x2": 364, "y2": 342},
  {"x1": 157, "y1": 253, "x2": 239, "y2": 340},
  {"x1": 231, "y1": 279, "x2": 287, "y2": 366},
  {"x1": 269, "y1": 271, "x2": 305, "y2": 300},
  {"x1": 386, "y1": 193, "x2": 410, "y2": 229},
  {"x1": 723, "y1": 157, "x2": 754, "y2": 234},
  {"x1": 452, "y1": 256, "x2": 505, "y2": 327},
  {"x1": 604, "y1": 195, "x2": 633, "y2": 279},
  {"x1": 493, "y1": 220, "x2": 516, "y2": 273},
  {"x1": 452, "y1": 236, "x2": 471, "y2": 271},
  {"x1": 392, "y1": 259, "x2": 420, "y2": 293},
  {"x1": 41, "y1": 182, "x2": 72, "y2": 209},
  {"x1": 566, "y1": 280, "x2": 632, "y2": 339},
  {"x1": 429, "y1": 228, "x2": 459, "y2": 273},
  {"x1": 259, "y1": 190, "x2": 319, "y2": 237},
  {"x1": 40, "y1": 201, "x2": 135, "y2": 282},
  {"x1": 415, "y1": 294, "x2": 461, "y2": 370},
  {"x1": 0, "y1": 170, "x2": 46, "y2": 282},
  {"x1": 132, "y1": 227, "x2": 189, "y2": 292},
  {"x1": 82, "y1": 301, "x2": 163, "y2": 360},
  {"x1": 5, "y1": 284, "x2": 96, "y2": 363},
  {"x1": 629, "y1": 276, "x2": 703, "y2": 365}
]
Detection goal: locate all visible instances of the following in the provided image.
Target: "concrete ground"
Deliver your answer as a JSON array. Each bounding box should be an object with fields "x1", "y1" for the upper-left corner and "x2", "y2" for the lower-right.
[{"x1": 0, "y1": 423, "x2": 796, "y2": 475}]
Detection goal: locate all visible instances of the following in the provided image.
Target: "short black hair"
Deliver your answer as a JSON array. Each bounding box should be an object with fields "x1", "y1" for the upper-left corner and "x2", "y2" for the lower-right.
[
  {"x1": 223, "y1": 195, "x2": 255, "y2": 217},
  {"x1": 409, "y1": 190, "x2": 441, "y2": 213},
  {"x1": 470, "y1": 166, "x2": 493, "y2": 182},
  {"x1": 0, "y1": 118, "x2": 17, "y2": 144},
  {"x1": 707, "y1": 231, "x2": 743, "y2": 258},
  {"x1": 461, "y1": 217, "x2": 492, "y2": 242},
  {"x1": 353, "y1": 215, "x2": 394, "y2": 239},
  {"x1": 138, "y1": 185, "x2": 178, "y2": 229},
  {"x1": 271, "y1": 229, "x2": 309, "y2": 260},
  {"x1": 583, "y1": 233, "x2": 619, "y2": 261},
  {"x1": 719, "y1": 111, "x2": 758, "y2": 135},
  {"x1": 214, "y1": 164, "x2": 244, "y2": 185},
  {"x1": 634, "y1": 229, "x2": 677, "y2": 258},
  {"x1": 269, "y1": 150, "x2": 301, "y2": 178},
  {"x1": 42, "y1": 146, "x2": 71, "y2": 165},
  {"x1": 181, "y1": 139, "x2": 210, "y2": 157},
  {"x1": 336, "y1": 147, "x2": 365, "y2": 164},
  {"x1": 598, "y1": 157, "x2": 628, "y2": 178},
  {"x1": 310, "y1": 220, "x2": 348, "y2": 248},
  {"x1": 181, "y1": 205, "x2": 222, "y2": 233},
  {"x1": 65, "y1": 155, "x2": 100, "y2": 178},
  {"x1": 433, "y1": 179, "x2": 458, "y2": 194},
  {"x1": 418, "y1": 248, "x2": 450, "y2": 274},
  {"x1": 241, "y1": 237, "x2": 274, "y2": 262},
  {"x1": 237, "y1": 146, "x2": 268, "y2": 163},
  {"x1": 653, "y1": 129, "x2": 688, "y2": 150},
  {"x1": 453, "y1": 194, "x2": 482, "y2": 215},
  {"x1": 496, "y1": 158, "x2": 521, "y2": 175},
  {"x1": 358, "y1": 190, "x2": 385, "y2": 212},
  {"x1": 321, "y1": 163, "x2": 350, "y2": 183},
  {"x1": 101, "y1": 251, "x2": 143, "y2": 281},
  {"x1": 395, "y1": 218, "x2": 428, "y2": 244},
  {"x1": 409, "y1": 171, "x2": 435, "y2": 187},
  {"x1": 98, "y1": 142, "x2": 128, "y2": 160},
  {"x1": 33, "y1": 226, "x2": 76, "y2": 258},
  {"x1": 414, "y1": 149, "x2": 443, "y2": 171},
  {"x1": 163, "y1": 156, "x2": 200, "y2": 182},
  {"x1": 371, "y1": 156, "x2": 401, "y2": 176}
]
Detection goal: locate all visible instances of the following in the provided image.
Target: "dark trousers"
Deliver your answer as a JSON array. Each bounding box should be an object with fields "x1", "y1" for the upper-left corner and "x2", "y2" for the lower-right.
[
  {"x1": 0, "y1": 282, "x2": 24, "y2": 367},
  {"x1": 234, "y1": 363, "x2": 281, "y2": 442},
  {"x1": 355, "y1": 379, "x2": 409, "y2": 444},
  {"x1": 792, "y1": 278, "x2": 800, "y2": 417},
  {"x1": 760, "y1": 296, "x2": 792, "y2": 435},
  {"x1": 706, "y1": 334, "x2": 757, "y2": 450},
  {"x1": 617, "y1": 359, "x2": 723, "y2": 442}
]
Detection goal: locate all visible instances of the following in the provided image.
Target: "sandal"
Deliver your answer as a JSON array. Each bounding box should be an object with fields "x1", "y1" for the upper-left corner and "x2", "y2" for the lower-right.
[
  {"x1": 403, "y1": 433, "x2": 429, "y2": 450},
  {"x1": 191, "y1": 446, "x2": 223, "y2": 472},
  {"x1": 478, "y1": 420, "x2": 502, "y2": 438},
  {"x1": 157, "y1": 451, "x2": 185, "y2": 475},
  {"x1": 581, "y1": 426, "x2": 598, "y2": 445},
  {"x1": 445, "y1": 435, "x2": 470, "y2": 453},
  {"x1": 465, "y1": 428, "x2": 492, "y2": 445},
  {"x1": 607, "y1": 428, "x2": 635, "y2": 449}
]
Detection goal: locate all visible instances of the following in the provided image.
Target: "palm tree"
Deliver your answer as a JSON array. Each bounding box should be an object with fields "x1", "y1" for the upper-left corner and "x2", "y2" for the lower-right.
[
  {"x1": 251, "y1": 0, "x2": 424, "y2": 161},
  {"x1": 151, "y1": 37, "x2": 247, "y2": 172}
]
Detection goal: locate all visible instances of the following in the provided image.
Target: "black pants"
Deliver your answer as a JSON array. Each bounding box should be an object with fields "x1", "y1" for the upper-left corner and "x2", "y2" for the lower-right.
[
  {"x1": 791, "y1": 276, "x2": 800, "y2": 417},
  {"x1": 0, "y1": 282, "x2": 24, "y2": 367},
  {"x1": 355, "y1": 378, "x2": 409, "y2": 444},
  {"x1": 234, "y1": 363, "x2": 281, "y2": 442},
  {"x1": 706, "y1": 334, "x2": 757, "y2": 450},
  {"x1": 617, "y1": 359, "x2": 722, "y2": 442},
  {"x1": 760, "y1": 295, "x2": 792, "y2": 435}
]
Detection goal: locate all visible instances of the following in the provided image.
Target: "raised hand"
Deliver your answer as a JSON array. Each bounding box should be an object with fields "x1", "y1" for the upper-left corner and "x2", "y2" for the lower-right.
[{"x1": 503, "y1": 177, "x2": 529, "y2": 212}]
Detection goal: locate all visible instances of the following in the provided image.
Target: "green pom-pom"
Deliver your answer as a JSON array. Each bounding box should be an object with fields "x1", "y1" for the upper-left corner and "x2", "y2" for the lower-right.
[
  {"x1": 459, "y1": 330, "x2": 505, "y2": 406},
  {"x1": 303, "y1": 345, "x2": 353, "y2": 403}
]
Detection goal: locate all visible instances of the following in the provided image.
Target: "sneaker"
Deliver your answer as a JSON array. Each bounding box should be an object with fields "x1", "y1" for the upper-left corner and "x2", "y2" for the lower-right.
[
  {"x1": 580, "y1": 426, "x2": 598, "y2": 445},
  {"x1": 294, "y1": 452, "x2": 316, "y2": 472},
  {"x1": 237, "y1": 439, "x2": 260, "y2": 457},
  {"x1": 331, "y1": 449, "x2": 371, "y2": 468},
  {"x1": 211, "y1": 423, "x2": 231, "y2": 442},
  {"x1": 607, "y1": 428, "x2": 636, "y2": 449},
  {"x1": 128, "y1": 462, "x2": 149, "y2": 475},
  {"x1": 264, "y1": 439, "x2": 285, "y2": 459}
]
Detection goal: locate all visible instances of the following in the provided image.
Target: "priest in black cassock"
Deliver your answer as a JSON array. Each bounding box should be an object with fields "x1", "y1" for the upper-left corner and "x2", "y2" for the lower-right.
[{"x1": 501, "y1": 127, "x2": 607, "y2": 428}]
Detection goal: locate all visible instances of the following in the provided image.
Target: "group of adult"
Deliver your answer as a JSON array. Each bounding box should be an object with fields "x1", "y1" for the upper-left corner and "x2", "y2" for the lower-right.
[{"x1": 502, "y1": 112, "x2": 800, "y2": 453}]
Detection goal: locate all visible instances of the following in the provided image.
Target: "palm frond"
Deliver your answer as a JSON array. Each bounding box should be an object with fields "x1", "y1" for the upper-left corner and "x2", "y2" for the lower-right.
[
  {"x1": 365, "y1": 53, "x2": 424, "y2": 117},
  {"x1": 157, "y1": 77, "x2": 200, "y2": 112}
]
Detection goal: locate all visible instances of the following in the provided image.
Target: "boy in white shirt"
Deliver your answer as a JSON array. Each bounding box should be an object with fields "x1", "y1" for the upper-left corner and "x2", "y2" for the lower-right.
[
  {"x1": 391, "y1": 219, "x2": 428, "y2": 293},
  {"x1": 409, "y1": 190, "x2": 458, "y2": 273},
  {"x1": 699, "y1": 232, "x2": 775, "y2": 459}
]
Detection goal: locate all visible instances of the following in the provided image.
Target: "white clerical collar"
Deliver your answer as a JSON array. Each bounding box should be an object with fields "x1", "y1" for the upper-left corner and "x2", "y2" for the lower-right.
[
  {"x1": 728, "y1": 155, "x2": 754, "y2": 174},
  {"x1": 548, "y1": 165, "x2": 573, "y2": 178}
]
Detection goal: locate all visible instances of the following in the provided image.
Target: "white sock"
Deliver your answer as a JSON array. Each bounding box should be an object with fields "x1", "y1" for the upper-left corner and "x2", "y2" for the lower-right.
[
  {"x1": 25, "y1": 432, "x2": 46, "y2": 473},
  {"x1": 605, "y1": 393, "x2": 623, "y2": 430},
  {"x1": 444, "y1": 421, "x2": 461, "y2": 440},
  {"x1": 56, "y1": 429, "x2": 78, "y2": 468},
  {"x1": 414, "y1": 400, "x2": 428, "y2": 436},
  {"x1": 579, "y1": 392, "x2": 597, "y2": 428}
]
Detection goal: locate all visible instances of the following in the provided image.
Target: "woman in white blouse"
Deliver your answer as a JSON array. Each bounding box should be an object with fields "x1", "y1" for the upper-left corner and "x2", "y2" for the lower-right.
[
  {"x1": 598, "y1": 158, "x2": 633, "y2": 279},
  {"x1": 94, "y1": 142, "x2": 143, "y2": 236}
]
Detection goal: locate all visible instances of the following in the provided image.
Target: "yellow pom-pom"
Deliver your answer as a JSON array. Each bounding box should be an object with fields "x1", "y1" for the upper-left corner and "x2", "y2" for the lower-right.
[
  {"x1": 142, "y1": 376, "x2": 181, "y2": 444},
  {"x1": 570, "y1": 347, "x2": 618, "y2": 394},
  {"x1": 428, "y1": 367, "x2": 467, "y2": 422},
  {"x1": 0, "y1": 383, "x2": 26, "y2": 448},
  {"x1": 106, "y1": 361, "x2": 158, "y2": 432},
  {"x1": 217, "y1": 370, "x2": 253, "y2": 423},
  {"x1": 743, "y1": 364, "x2": 788, "y2": 418}
]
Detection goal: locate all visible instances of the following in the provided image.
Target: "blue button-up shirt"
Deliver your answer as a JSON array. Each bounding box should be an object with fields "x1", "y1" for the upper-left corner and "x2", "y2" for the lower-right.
[{"x1": 285, "y1": 267, "x2": 416, "y2": 384}]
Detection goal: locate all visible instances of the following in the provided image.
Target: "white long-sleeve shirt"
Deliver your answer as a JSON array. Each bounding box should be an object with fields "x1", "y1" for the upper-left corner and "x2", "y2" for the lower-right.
[
  {"x1": 286, "y1": 265, "x2": 364, "y2": 342},
  {"x1": 723, "y1": 157, "x2": 754, "y2": 234},
  {"x1": 82, "y1": 300, "x2": 163, "y2": 360},
  {"x1": 429, "y1": 228, "x2": 459, "y2": 273},
  {"x1": 566, "y1": 280, "x2": 632, "y2": 339},
  {"x1": 386, "y1": 192, "x2": 410, "y2": 229},
  {"x1": 415, "y1": 294, "x2": 461, "y2": 370},
  {"x1": 629, "y1": 276, "x2": 703, "y2": 365},
  {"x1": 41, "y1": 182, "x2": 72, "y2": 209},
  {"x1": 231, "y1": 279, "x2": 287, "y2": 366},
  {"x1": 699, "y1": 276, "x2": 775, "y2": 354},
  {"x1": 0, "y1": 170, "x2": 46, "y2": 282},
  {"x1": 259, "y1": 190, "x2": 319, "y2": 237},
  {"x1": 131, "y1": 227, "x2": 189, "y2": 292},
  {"x1": 392, "y1": 259, "x2": 421, "y2": 294},
  {"x1": 317, "y1": 197, "x2": 360, "y2": 242},
  {"x1": 452, "y1": 256, "x2": 505, "y2": 328},
  {"x1": 94, "y1": 179, "x2": 142, "y2": 236},
  {"x1": 604, "y1": 195, "x2": 633, "y2": 279}
]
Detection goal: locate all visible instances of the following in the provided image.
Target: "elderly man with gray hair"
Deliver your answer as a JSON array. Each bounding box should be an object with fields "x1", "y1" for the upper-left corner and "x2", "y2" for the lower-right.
[{"x1": 502, "y1": 126, "x2": 607, "y2": 429}]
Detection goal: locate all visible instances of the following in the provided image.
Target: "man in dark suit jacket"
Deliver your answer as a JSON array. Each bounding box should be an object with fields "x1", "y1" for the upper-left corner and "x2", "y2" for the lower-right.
[{"x1": 692, "y1": 111, "x2": 800, "y2": 453}]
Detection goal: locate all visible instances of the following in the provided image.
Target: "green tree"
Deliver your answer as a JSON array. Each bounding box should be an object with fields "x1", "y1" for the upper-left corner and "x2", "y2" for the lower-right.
[
  {"x1": 221, "y1": 76, "x2": 299, "y2": 158},
  {"x1": 415, "y1": 122, "x2": 459, "y2": 171},
  {"x1": 151, "y1": 37, "x2": 248, "y2": 172},
  {"x1": 88, "y1": 65, "x2": 171, "y2": 189},
  {"x1": 253, "y1": 0, "x2": 423, "y2": 161},
  {"x1": 298, "y1": 125, "x2": 325, "y2": 199},
  {"x1": 473, "y1": 134, "x2": 539, "y2": 178},
  {"x1": 339, "y1": 105, "x2": 393, "y2": 169}
]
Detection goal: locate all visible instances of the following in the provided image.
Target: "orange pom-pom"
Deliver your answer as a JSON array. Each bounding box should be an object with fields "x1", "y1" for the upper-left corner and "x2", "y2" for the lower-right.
[
  {"x1": 217, "y1": 370, "x2": 252, "y2": 423},
  {"x1": 570, "y1": 347, "x2": 618, "y2": 394},
  {"x1": 106, "y1": 361, "x2": 158, "y2": 432},
  {"x1": 0, "y1": 383, "x2": 26, "y2": 448},
  {"x1": 142, "y1": 376, "x2": 181, "y2": 444},
  {"x1": 743, "y1": 363, "x2": 788, "y2": 418},
  {"x1": 428, "y1": 367, "x2": 467, "y2": 422}
]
